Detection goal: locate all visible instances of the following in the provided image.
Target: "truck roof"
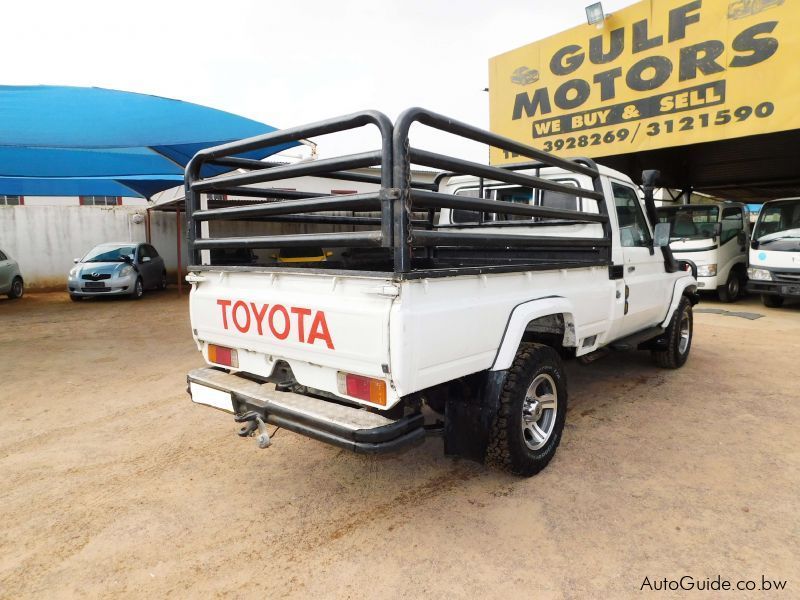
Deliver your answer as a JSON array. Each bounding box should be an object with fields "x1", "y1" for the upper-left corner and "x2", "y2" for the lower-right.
[
  {"x1": 657, "y1": 201, "x2": 747, "y2": 211},
  {"x1": 441, "y1": 163, "x2": 631, "y2": 189}
]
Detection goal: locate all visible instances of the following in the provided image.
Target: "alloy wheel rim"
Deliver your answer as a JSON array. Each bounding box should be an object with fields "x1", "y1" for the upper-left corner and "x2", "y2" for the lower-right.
[
  {"x1": 521, "y1": 374, "x2": 558, "y2": 451},
  {"x1": 678, "y1": 312, "x2": 691, "y2": 354}
]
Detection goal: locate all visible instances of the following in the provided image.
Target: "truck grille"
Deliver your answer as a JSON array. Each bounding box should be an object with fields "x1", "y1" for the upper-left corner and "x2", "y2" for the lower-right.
[{"x1": 773, "y1": 271, "x2": 800, "y2": 283}]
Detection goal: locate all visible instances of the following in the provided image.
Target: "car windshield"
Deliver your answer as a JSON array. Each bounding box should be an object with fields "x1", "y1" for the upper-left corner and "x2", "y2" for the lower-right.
[
  {"x1": 753, "y1": 200, "x2": 800, "y2": 242},
  {"x1": 83, "y1": 245, "x2": 136, "y2": 262},
  {"x1": 657, "y1": 205, "x2": 719, "y2": 240}
]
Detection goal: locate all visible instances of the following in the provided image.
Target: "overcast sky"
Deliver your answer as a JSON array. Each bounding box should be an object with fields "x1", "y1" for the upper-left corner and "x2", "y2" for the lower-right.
[{"x1": 8, "y1": 0, "x2": 638, "y2": 162}]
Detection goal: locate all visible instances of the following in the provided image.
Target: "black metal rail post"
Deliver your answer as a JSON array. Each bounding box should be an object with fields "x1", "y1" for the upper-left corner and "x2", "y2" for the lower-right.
[
  {"x1": 185, "y1": 106, "x2": 612, "y2": 276},
  {"x1": 392, "y1": 107, "x2": 611, "y2": 272},
  {"x1": 184, "y1": 110, "x2": 394, "y2": 265}
]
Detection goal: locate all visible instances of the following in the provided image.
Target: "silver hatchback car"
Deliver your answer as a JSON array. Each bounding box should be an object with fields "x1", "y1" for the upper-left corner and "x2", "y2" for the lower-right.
[
  {"x1": 0, "y1": 248, "x2": 24, "y2": 299},
  {"x1": 68, "y1": 242, "x2": 166, "y2": 301}
]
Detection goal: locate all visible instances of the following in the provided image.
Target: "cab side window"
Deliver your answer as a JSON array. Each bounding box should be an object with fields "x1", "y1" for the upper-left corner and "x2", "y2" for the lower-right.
[
  {"x1": 721, "y1": 207, "x2": 743, "y2": 244},
  {"x1": 613, "y1": 183, "x2": 652, "y2": 247}
]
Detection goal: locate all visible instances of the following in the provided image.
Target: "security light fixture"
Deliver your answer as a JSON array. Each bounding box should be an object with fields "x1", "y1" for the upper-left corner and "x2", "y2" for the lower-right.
[{"x1": 586, "y1": 2, "x2": 605, "y2": 26}]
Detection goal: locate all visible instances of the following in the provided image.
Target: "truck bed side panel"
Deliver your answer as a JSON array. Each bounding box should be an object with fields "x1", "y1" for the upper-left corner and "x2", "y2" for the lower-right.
[{"x1": 389, "y1": 266, "x2": 614, "y2": 396}]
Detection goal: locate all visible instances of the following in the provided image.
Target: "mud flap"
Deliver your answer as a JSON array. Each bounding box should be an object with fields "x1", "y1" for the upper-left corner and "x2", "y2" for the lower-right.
[{"x1": 443, "y1": 370, "x2": 507, "y2": 463}]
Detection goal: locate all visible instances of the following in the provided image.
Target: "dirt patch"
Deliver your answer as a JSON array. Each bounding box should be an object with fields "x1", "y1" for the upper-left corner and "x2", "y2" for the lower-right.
[{"x1": 1, "y1": 291, "x2": 798, "y2": 598}]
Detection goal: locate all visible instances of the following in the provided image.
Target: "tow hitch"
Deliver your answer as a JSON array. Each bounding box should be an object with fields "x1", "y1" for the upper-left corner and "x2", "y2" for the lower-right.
[
  {"x1": 235, "y1": 411, "x2": 272, "y2": 449},
  {"x1": 189, "y1": 368, "x2": 425, "y2": 454}
]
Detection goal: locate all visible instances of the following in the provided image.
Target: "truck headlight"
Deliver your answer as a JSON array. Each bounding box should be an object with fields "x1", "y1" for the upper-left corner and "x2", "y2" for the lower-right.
[
  {"x1": 696, "y1": 264, "x2": 717, "y2": 277},
  {"x1": 118, "y1": 265, "x2": 134, "y2": 278},
  {"x1": 747, "y1": 268, "x2": 772, "y2": 281}
]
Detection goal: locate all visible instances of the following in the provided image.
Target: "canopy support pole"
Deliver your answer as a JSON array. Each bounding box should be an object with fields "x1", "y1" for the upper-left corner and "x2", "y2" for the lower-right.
[{"x1": 145, "y1": 208, "x2": 152, "y2": 244}]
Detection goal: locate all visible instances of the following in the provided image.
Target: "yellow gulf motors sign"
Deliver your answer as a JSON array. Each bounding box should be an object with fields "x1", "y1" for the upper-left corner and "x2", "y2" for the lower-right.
[{"x1": 489, "y1": 0, "x2": 800, "y2": 163}]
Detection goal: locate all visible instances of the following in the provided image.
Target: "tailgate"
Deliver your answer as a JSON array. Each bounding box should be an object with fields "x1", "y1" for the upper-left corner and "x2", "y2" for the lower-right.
[{"x1": 189, "y1": 269, "x2": 397, "y2": 400}]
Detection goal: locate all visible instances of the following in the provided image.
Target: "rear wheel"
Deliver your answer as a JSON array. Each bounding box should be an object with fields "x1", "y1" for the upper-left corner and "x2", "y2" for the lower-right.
[
  {"x1": 486, "y1": 343, "x2": 567, "y2": 477},
  {"x1": 717, "y1": 269, "x2": 742, "y2": 303},
  {"x1": 131, "y1": 277, "x2": 144, "y2": 300},
  {"x1": 652, "y1": 296, "x2": 693, "y2": 369},
  {"x1": 7, "y1": 277, "x2": 23, "y2": 299},
  {"x1": 762, "y1": 294, "x2": 784, "y2": 308}
]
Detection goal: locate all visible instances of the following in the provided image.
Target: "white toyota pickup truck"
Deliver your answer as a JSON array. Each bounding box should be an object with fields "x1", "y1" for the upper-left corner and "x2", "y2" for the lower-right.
[{"x1": 183, "y1": 108, "x2": 698, "y2": 476}]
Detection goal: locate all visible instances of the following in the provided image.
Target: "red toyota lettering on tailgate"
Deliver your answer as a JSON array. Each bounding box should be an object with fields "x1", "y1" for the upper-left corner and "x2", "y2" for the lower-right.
[{"x1": 216, "y1": 298, "x2": 335, "y2": 349}]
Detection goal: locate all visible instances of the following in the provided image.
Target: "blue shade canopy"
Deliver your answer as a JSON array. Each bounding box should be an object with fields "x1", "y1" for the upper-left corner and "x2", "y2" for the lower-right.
[
  {"x1": 0, "y1": 175, "x2": 185, "y2": 198},
  {"x1": 0, "y1": 85, "x2": 298, "y2": 197}
]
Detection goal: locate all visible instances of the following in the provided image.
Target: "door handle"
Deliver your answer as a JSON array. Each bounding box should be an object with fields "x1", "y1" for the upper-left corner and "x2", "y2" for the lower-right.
[{"x1": 627, "y1": 266, "x2": 636, "y2": 272}]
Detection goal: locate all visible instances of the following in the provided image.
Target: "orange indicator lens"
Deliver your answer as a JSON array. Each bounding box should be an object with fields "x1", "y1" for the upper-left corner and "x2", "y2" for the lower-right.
[{"x1": 338, "y1": 372, "x2": 387, "y2": 406}]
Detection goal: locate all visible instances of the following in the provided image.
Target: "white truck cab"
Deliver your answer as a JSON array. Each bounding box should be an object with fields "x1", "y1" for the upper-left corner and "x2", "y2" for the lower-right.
[
  {"x1": 656, "y1": 202, "x2": 749, "y2": 302},
  {"x1": 747, "y1": 197, "x2": 800, "y2": 307}
]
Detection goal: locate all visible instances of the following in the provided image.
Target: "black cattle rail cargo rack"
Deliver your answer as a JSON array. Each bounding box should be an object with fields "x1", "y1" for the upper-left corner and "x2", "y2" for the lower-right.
[{"x1": 184, "y1": 107, "x2": 611, "y2": 278}]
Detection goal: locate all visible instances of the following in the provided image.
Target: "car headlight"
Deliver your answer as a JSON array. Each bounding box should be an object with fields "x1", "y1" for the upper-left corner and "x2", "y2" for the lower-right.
[
  {"x1": 69, "y1": 266, "x2": 80, "y2": 277},
  {"x1": 118, "y1": 265, "x2": 134, "y2": 278},
  {"x1": 696, "y1": 264, "x2": 717, "y2": 277},
  {"x1": 747, "y1": 267, "x2": 772, "y2": 281}
]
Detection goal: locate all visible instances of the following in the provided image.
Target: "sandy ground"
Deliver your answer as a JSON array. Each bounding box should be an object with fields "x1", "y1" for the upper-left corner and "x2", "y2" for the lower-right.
[{"x1": 0, "y1": 290, "x2": 798, "y2": 599}]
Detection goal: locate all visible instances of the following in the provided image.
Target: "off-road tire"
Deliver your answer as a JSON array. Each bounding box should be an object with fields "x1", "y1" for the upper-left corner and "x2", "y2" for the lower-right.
[
  {"x1": 761, "y1": 294, "x2": 784, "y2": 308},
  {"x1": 486, "y1": 343, "x2": 567, "y2": 477},
  {"x1": 717, "y1": 269, "x2": 742, "y2": 303},
  {"x1": 8, "y1": 277, "x2": 23, "y2": 299},
  {"x1": 652, "y1": 296, "x2": 693, "y2": 369},
  {"x1": 131, "y1": 277, "x2": 144, "y2": 300}
]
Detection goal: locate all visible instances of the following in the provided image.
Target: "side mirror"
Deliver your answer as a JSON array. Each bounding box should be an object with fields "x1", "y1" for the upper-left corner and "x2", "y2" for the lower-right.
[
  {"x1": 73, "y1": 258, "x2": 80, "y2": 264},
  {"x1": 712, "y1": 222, "x2": 722, "y2": 239},
  {"x1": 654, "y1": 222, "x2": 671, "y2": 247},
  {"x1": 751, "y1": 239, "x2": 760, "y2": 250},
  {"x1": 737, "y1": 231, "x2": 747, "y2": 246},
  {"x1": 641, "y1": 170, "x2": 660, "y2": 191},
  {"x1": 640, "y1": 170, "x2": 661, "y2": 226}
]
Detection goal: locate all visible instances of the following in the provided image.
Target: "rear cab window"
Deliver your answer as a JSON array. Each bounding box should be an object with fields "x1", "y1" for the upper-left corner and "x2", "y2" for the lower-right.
[{"x1": 449, "y1": 178, "x2": 597, "y2": 224}]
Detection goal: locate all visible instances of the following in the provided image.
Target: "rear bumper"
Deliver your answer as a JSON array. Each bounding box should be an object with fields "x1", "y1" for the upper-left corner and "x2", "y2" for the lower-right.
[{"x1": 187, "y1": 367, "x2": 424, "y2": 454}]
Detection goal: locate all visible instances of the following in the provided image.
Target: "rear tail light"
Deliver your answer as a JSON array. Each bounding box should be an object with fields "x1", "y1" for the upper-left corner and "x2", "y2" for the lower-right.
[
  {"x1": 337, "y1": 372, "x2": 387, "y2": 406},
  {"x1": 207, "y1": 343, "x2": 238, "y2": 368}
]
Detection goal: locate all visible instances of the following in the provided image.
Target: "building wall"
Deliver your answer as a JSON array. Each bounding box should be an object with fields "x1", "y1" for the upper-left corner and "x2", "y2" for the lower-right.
[
  {"x1": 20, "y1": 196, "x2": 146, "y2": 207},
  {"x1": 0, "y1": 205, "x2": 147, "y2": 289},
  {"x1": 148, "y1": 210, "x2": 190, "y2": 283}
]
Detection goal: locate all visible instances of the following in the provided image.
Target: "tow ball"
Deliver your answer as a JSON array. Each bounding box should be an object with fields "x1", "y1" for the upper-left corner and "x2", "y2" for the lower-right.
[{"x1": 235, "y1": 411, "x2": 271, "y2": 449}]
